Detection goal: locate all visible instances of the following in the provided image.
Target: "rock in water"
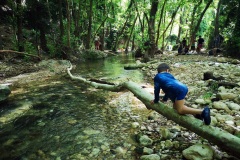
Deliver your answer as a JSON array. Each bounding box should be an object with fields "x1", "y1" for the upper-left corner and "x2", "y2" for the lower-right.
[
  {"x1": 182, "y1": 144, "x2": 214, "y2": 160},
  {"x1": 0, "y1": 84, "x2": 11, "y2": 102}
]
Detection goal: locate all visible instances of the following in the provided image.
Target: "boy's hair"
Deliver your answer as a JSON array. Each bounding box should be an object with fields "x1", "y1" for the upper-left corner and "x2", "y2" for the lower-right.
[{"x1": 157, "y1": 63, "x2": 170, "y2": 73}]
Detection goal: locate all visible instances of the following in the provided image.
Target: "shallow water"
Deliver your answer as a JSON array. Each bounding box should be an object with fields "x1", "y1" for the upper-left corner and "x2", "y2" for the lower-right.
[{"x1": 0, "y1": 53, "x2": 149, "y2": 159}]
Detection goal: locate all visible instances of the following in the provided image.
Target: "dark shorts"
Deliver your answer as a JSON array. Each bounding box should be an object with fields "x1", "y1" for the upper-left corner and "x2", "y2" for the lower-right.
[
  {"x1": 198, "y1": 44, "x2": 203, "y2": 49},
  {"x1": 170, "y1": 86, "x2": 188, "y2": 102}
]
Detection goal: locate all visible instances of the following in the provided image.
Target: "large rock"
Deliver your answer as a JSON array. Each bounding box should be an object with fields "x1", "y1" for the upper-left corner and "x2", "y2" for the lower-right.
[
  {"x1": 182, "y1": 144, "x2": 214, "y2": 160},
  {"x1": 140, "y1": 154, "x2": 160, "y2": 160},
  {"x1": 212, "y1": 101, "x2": 230, "y2": 112},
  {"x1": 0, "y1": 85, "x2": 11, "y2": 102},
  {"x1": 226, "y1": 102, "x2": 240, "y2": 111},
  {"x1": 139, "y1": 135, "x2": 153, "y2": 146},
  {"x1": 39, "y1": 60, "x2": 71, "y2": 74},
  {"x1": 215, "y1": 113, "x2": 234, "y2": 123},
  {"x1": 216, "y1": 93, "x2": 237, "y2": 100},
  {"x1": 81, "y1": 50, "x2": 107, "y2": 60}
]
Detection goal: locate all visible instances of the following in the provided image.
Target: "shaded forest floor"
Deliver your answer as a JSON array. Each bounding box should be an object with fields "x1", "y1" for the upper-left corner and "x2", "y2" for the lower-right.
[{"x1": 0, "y1": 60, "x2": 41, "y2": 80}]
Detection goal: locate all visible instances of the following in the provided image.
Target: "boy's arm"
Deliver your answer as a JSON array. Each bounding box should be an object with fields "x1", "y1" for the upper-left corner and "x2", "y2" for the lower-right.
[{"x1": 154, "y1": 81, "x2": 160, "y2": 103}]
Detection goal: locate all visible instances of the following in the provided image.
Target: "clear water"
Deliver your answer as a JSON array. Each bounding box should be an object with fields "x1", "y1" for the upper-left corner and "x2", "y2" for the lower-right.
[{"x1": 0, "y1": 53, "x2": 149, "y2": 159}]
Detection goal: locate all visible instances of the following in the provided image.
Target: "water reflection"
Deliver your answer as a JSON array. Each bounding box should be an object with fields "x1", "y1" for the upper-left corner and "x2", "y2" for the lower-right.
[{"x1": 0, "y1": 53, "x2": 147, "y2": 159}]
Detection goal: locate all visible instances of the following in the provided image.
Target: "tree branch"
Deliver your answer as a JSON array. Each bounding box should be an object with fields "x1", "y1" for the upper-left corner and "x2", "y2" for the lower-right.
[{"x1": 0, "y1": 50, "x2": 41, "y2": 60}]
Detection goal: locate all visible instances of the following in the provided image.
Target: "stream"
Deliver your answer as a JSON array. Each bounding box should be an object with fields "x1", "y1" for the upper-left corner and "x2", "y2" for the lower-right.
[{"x1": 0, "y1": 53, "x2": 152, "y2": 160}]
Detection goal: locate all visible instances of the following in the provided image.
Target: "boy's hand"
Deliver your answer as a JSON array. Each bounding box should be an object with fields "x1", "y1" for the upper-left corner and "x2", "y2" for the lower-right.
[{"x1": 150, "y1": 100, "x2": 156, "y2": 104}]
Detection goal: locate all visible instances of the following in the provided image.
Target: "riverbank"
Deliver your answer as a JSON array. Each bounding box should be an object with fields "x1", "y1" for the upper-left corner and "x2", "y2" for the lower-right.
[{"x1": 1, "y1": 53, "x2": 240, "y2": 159}]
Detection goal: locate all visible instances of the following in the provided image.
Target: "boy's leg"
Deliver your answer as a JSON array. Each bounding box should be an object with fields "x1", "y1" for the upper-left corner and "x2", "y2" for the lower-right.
[
  {"x1": 174, "y1": 99, "x2": 211, "y2": 125},
  {"x1": 173, "y1": 99, "x2": 202, "y2": 115}
]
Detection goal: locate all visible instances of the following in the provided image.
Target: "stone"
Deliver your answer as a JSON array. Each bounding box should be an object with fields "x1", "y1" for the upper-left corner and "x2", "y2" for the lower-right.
[
  {"x1": 218, "y1": 86, "x2": 226, "y2": 92},
  {"x1": 235, "y1": 129, "x2": 240, "y2": 138},
  {"x1": 215, "y1": 114, "x2": 234, "y2": 123},
  {"x1": 140, "y1": 154, "x2": 160, "y2": 160},
  {"x1": 225, "y1": 121, "x2": 234, "y2": 125},
  {"x1": 115, "y1": 146, "x2": 127, "y2": 155},
  {"x1": 0, "y1": 84, "x2": 11, "y2": 102},
  {"x1": 173, "y1": 141, "x2": 180, "y2": 149},
  {"x1": 159, "y1": 127, "x2": 171, "y2": 139},
  {"x1": 226, "y1": 102, "x2": 240, "y2": 111},
  {"x1": 83, "y1": 129, "x2": 100, "y2": 135},
  {"x1": 195, "y1": 99, "x2": 207, "y2": 105},
  {"x1": 236, "y1": 120, "x2": 240, "y2": 126},
  {"x1": 182, "y1": 144, "x2": 214, "y2": 160},
  {"x1": 164, "y1": 140, "x2": 173, "y2": 148},
  {"x1": 132, "y1": 122, "x2": 140, "y2": 129},
  {"x1": 212, "y1": 101, "x2": 230, "y2": 111},
  {"x1": 139, "y1": 135, "x2": 153, "y2": 146},
  {"x1": 143, "y1": 147, "x2": 153, "y2": 155},
  {"x1": 217, "y1": 57, "x2": 228, "y2": 63},
  {"x1": 216, "y1": 93, "x2": 237, "y2": 100},
  {"x1": 91, "y1": 148, "x2": 100, "y2": 156},
  {"x1": 210, "y1": 116, "x2": 218, "y2": 126}
]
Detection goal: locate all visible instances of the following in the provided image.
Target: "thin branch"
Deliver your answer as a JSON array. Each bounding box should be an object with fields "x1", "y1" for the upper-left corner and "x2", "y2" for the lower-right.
[{"x1": 0, "y1": 50, "x2": 41, "y2": 59}]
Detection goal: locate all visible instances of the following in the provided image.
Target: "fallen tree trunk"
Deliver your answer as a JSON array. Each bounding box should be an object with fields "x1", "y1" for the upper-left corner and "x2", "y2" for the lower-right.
[
  {"x1": 67, "y1": 64, "x2": 240, "y2": 158},
  {"x1": 0, "y1": 50, "x2": 41, "y2": 60}
]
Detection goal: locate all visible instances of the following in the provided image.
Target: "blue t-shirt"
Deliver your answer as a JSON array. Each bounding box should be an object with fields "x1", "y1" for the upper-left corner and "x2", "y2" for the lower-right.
[{"x1": 154, "y1": 72, "x2": 188, "y2": 103}]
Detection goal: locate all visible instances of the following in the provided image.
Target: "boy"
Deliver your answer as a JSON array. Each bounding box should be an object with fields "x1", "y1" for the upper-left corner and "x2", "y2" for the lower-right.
[{"x1": 151, "y1": 63, "x2": 211, "y2": 125}]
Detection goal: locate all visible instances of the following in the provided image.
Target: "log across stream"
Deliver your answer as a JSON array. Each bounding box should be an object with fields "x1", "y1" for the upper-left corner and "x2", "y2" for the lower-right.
[{"x1": 67, "y1": 63, "x2": 240, "y2": 158}]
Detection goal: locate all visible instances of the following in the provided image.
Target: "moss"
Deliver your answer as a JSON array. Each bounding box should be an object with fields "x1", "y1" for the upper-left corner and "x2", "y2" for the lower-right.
[{"x1": 82, "y1": 50, "x2": 107, "y2": 60}]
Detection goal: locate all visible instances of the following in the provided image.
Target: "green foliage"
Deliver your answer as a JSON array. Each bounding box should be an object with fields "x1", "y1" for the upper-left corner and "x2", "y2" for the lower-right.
[
  {"x1": 47, "y1": 42, "x2": 58, "y2": 58},
  {"x1": 1, "y1": 0, "x2": 240, "y2": 59},
  {"x1": 203, "y1": 92, "x2": 213, "y2": 100},
  {"x1": 166, "y1": 34, "x2": 178, "y2": 45},
  {"x1": 24, "y1": 41, "x2": 37, "y2": 55},
  {"x1": 203, "y1": 81, "x2": 218, "y2": 100},
  {"x1": 209, "y1": 81, "x2": 218, "y2": 92}
]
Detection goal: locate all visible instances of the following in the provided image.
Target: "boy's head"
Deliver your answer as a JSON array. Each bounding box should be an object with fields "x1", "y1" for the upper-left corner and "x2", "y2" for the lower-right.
[{"x1": 157, "y1": 63, "x2": 170, "y2": 73}]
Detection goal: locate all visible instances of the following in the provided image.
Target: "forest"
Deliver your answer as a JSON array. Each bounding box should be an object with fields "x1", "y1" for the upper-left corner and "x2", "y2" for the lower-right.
[
  {"x1": 1, "y1": 0, "x2": 240, "y2": 160},
  {"x1": 0, "y1": 0, "x2": 240, "y2": 59}
]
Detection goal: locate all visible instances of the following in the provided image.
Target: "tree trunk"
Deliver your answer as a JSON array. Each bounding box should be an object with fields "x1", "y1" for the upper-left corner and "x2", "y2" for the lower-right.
[
  {"x1": 86, "y1": 0, "x2": 93, "y2": 49},
  {"x1": 134, "y1": 2, "x2": 143, "y2": 34},
  {"x1": 39, "y1": 28, "x2": 48, "y2": 52},
  {"x1": 164, "y1": 20, "x2": 174, "y2": 49},
  {"x1": 156, "y1": 0, "x2": 167, "y2": 45},
  {"x1": 131, "y1": 34, "x2": 135, "y2": 51},
  {"x1": 100, "y1": 1, "x2": 106, "y2": 51},
  {"x1": 188, "y1": 1, "x2": 202, "y2": 48},
  {"x1": 125, "y1": 16, "x2": 137, "y2": 53},
  {"x1": 190, "y1": 0, "x2": 213, "y2": 47},
  {"x1": 214, "y1": 0, "x2": 222, "y2": 38},
  {"x1": 46, "y1": 0, "x2": 52, "y2": 22},
  {"x1": 58, "y1": 0, "x2": 64, "y2": 41},
  {"x1": 93, "y1": 16, "x2": 108, "y2": 46},
  {"x1": 207, "y1": 0, "x2": 222, "y2": 48},
  {"x1": 67, "y1": 64, "x2": 240, "y2": 159},
  {"x1": 159, "y1": 4, "x2": 180, "y2": 41},
  {"x1": 147, "y1": 0, "x2": 158, "y2": 58},
  {"x1": 66, "y1": 0, "x2": 71, "y2": 48},
  {"x1": 177, "y1": 14, "x2": 183, "y2": 44},
  {"x1": 16, "y1": 0, "x2": 24, "y2": 52},
  {"x1": 113, "y1": 15, "x2": 130, "y2": 52}
]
